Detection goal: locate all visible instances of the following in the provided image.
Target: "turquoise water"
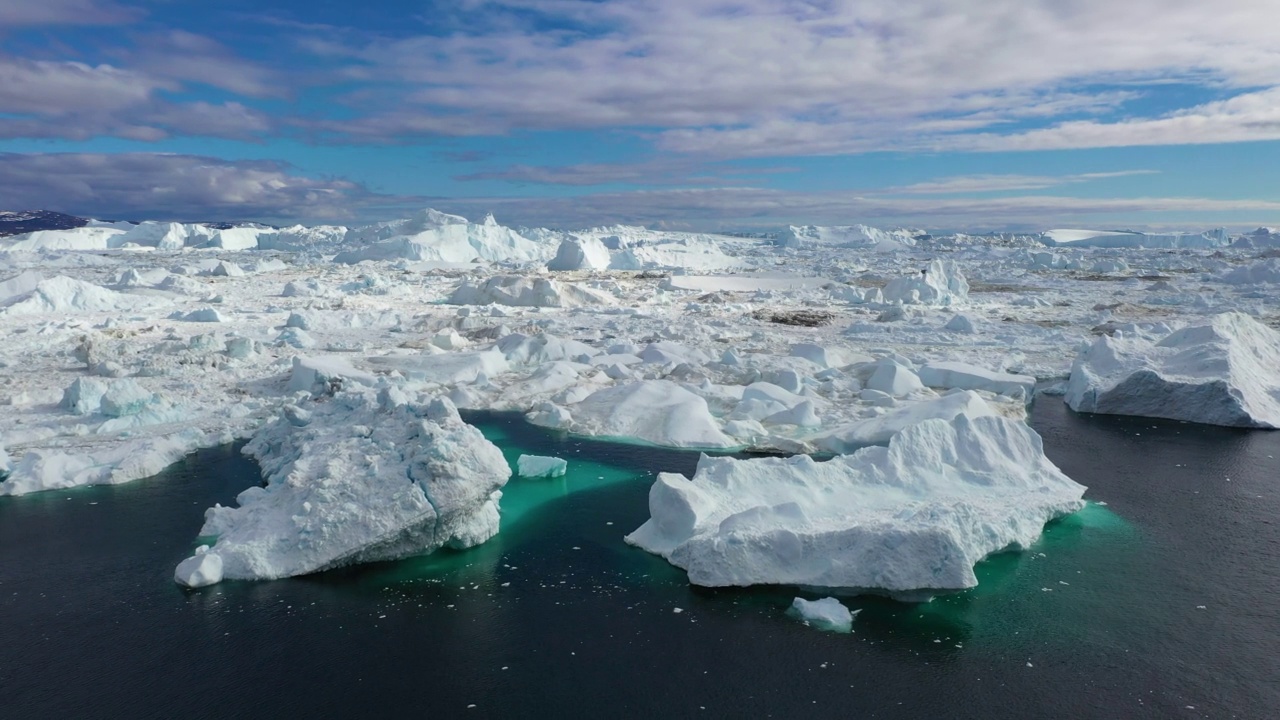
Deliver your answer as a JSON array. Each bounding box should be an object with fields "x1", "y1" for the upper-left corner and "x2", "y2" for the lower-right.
[{"x1": 2, "y1": 402, "x2": 1278, "y2": 717}]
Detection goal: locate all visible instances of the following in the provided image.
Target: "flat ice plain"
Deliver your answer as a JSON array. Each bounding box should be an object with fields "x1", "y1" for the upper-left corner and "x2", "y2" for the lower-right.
[{"x1": 1, "y1": 211, "x2": 1277, "y2": 594}]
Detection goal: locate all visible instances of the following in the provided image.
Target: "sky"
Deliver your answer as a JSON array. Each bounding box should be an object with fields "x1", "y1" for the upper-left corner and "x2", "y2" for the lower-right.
[{"x1": 2, "y1": 0, "x2": 1279, "y2": 231}]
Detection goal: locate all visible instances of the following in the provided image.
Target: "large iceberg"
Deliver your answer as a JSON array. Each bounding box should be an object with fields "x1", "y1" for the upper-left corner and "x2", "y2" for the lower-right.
[
  {"x1": 175, "y1": 391, "x2": 510, "y2": 585},
  {"x1": 626, "y1": 414, "x2": 1086, "y2": 594},
  {"x1": 1064, "y1": 312, "x2": 1280, "y2": 428}
]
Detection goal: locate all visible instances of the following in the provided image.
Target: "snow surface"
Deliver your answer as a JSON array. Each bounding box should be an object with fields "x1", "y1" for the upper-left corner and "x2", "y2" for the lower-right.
[{"x1": 626, "y1": 414, "x2": 1087, "y2": 594}]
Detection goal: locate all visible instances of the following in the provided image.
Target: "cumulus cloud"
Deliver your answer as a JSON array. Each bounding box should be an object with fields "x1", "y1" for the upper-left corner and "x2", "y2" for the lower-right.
[
  {"x1": 0, "y1": 57, "x2": 272, "y2": 141},
  {"x1": 0, "y1": 153, "x2": 372, "y2": 222},
  {"x1": 299, "y1": 0, "x2": 1280, "y2": 154}
]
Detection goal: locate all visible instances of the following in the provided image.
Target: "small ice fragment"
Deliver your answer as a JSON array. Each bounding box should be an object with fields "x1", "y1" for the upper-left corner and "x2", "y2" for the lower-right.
[{"x1": 516, "y1": 454, "x2": 568, "y2": 478}]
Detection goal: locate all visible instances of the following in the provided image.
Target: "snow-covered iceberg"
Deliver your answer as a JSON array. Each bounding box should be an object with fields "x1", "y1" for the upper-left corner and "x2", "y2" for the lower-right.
[
  {"x1": 626, "y1": 414, "x2": 1086, "y2": 594},
  {"x1": 175, "y1": 391, "x2": 510, "y2": 585},
  {"x1": 1064, "y1": 312, "x2": 1280, "y2": 428}
]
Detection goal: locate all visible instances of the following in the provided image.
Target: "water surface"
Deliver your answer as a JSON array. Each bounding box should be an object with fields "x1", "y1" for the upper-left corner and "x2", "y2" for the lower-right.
[{"x1": 2, "y1": 402, "x2": 1278, "y2": 718}]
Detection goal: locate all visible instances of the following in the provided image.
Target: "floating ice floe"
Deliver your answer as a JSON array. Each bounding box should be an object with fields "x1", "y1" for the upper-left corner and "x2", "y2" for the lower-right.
[
  {"x1": 789, "y1": 597, "x2": 858, "y2": 633},
  {"x1": 1065, "y1": 312, "x2": 1280, "y2": 428},
  {"x1": 626, "y1": 414, "x2": 1087, "y2": 595},
  {"x1": 176, "y1": 392, "x2": 509, "y2": 585}
]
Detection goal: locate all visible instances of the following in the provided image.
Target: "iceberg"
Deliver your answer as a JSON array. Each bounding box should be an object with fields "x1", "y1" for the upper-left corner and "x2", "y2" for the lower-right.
[
  {"x1": 178, "y1": 392, "x2": 510, "y2": 584},
  {"x1": 626, "y1": 414, "x2": 1086, "y2": 594},
  {"x1": 1065, "y1": 312, "x2": 1280, "y2": 428}
]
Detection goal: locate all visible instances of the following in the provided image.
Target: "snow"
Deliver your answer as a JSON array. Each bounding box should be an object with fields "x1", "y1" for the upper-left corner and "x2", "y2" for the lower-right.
[
  {"x1": 1065, "y1": 312, "x2": 1280, "y2": 428},
  {"x1": 178, "y1": 391, "x2": 510, "y2": 583},
  {"x1": 625, "y1": 413, "x2": 1087, "y2": 594},
  {"x1": 517, "y1": 454, "x2": 568, "y2": 478},
  {"x1": 789, "y1": 597, "x2": 858, "y2": 633}
]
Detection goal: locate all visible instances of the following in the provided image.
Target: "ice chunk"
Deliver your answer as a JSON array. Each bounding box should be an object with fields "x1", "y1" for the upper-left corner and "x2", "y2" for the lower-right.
[
  {"x1": 626, "y1": 414, "x2": 1086, "y2": 593},
  {"x1": 100, "y1": 379, "x2": 158, "y2": 418},
  {"x1": 1065, "y1": 312, "x2": 1280, "y2": 428},
  {"x1": 448, "y1": 275, "x2": 615, "y2": 308},
  {"x1": 1, "y1": 276, "x2": 164, "y2": 315},
  {"x1": 789, "y1": 597, "x2": 857, "y2": 633},
  {"x1": 814, "y1": 391, "x2": 996, "y2": 451},
  {"x1": 0, "y1": 270, "x2": 45, "y2": 305},
  {"x1": 334, "y1": 210, "x2": 546, "y2": 264},
  {"x1": 365, "y1": 350, "x2": 509, "y2": 386},
  {"x1": 183, "y1": 391, "x2": 510, "y2": 582},
  {"x1": 287, "y1": 356, "x2": 380, "y2": 393},
  {"x1": 568, "y1": 380, "x2": 736, "y2": 448},
  {"x1": 174, "y1": 546, "x2": 223, "y2": 588},
  {"x1": 944, "y1": 314, "x2": 977, "y2": 334},
  {"x1": 1220, "y1": 258, "x2": 1280, "y2": 285},
  {"x1": 517, "y1": 454, "x2": 568, "y2": 478},
  {"x1": 918, "y1": 362, "x2": 1036, "y2": 399},
  {"x1": 169, "y1": 307, "x2": 226, "y2": 323},
  {"x1": 866, "y1": 360, "x2": 925, "y2": 396},
  {"x1": 1, "y1": 428, "x2": 208, "y2": 495},
  {"x1": 547, "y1": 236, "x2": 612, "y2": 271},
  {"x1": 62, "y1": 377, "x2": 109, "y2": 414},
  {"x1": 882, "y1": 259, "x2": 969, "y2": 306}
]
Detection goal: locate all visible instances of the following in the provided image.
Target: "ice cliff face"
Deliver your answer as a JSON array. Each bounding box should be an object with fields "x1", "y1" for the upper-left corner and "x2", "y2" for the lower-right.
[
  {"x1": 1065, "y1": 312, "x2": 1280, "y2": 428},
  {"x1": 176, "y1": 390, "x2": 510, "y2": 585},
  {"x1": 626, "y1": 414, "x2": 1086, "y2": 594}
]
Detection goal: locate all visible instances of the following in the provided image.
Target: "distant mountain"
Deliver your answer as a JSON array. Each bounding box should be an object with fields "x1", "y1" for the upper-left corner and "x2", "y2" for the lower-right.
[{"x1": 0, "y1": 210, "x2": 89, "y2": 237}]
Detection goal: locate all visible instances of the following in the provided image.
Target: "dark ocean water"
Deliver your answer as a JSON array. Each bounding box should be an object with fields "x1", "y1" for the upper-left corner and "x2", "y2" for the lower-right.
[{"x1": 2, "y1": 401, "x2": 1278, "y2": 719}]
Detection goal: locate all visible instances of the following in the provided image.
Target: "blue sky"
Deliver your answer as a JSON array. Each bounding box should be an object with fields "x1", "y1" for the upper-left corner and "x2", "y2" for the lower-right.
[{"x1": 2, "y1": 0, "x2": 1279, "y2": 230}]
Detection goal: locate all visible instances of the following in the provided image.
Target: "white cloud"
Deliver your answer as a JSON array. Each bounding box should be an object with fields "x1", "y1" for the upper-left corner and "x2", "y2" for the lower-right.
[
  {"x1": 301, "y1": 0, "x2": 1280, "y2": 154},
  {"x1": 0, "y1": 153, "x2": 368, "y2": 222},
  {"x1": 887, "y1": 171, "x2": 1159, "y2": 195},
  {"x1": 947, "y1": 88, "x2": 1280, "y2": 151}
]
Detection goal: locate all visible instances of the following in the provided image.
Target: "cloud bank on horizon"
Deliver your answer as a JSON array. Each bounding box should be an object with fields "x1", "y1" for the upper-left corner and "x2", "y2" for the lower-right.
[{"x1": 1, "y1": 0, "x2": 1278, "y2": 229}]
